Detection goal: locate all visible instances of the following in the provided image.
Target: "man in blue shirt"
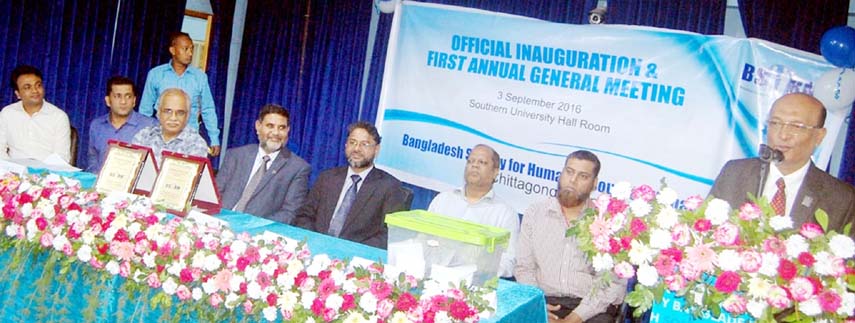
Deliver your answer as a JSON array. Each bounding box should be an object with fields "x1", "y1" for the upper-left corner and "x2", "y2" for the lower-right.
[
  {"x1": 139, "y1": 31, "x2": 220, "y2": 156},
  {"x1": 86, "y1": 76, "x2": 157, "y2": 173}
]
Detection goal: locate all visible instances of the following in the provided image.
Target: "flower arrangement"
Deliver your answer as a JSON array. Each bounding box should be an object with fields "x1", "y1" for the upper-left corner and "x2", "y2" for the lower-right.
[
  {"x1": 0, "y1": 172, "x2": 492, "y2": 323},
  {"x1": 567, "y1": 182, "x2": 855, "y2": 323}
]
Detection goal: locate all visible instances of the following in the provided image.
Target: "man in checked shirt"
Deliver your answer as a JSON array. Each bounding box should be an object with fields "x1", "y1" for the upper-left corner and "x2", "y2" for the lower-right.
[{"x1": 515, "y1": 150, "x2": 625, "y2": 323}]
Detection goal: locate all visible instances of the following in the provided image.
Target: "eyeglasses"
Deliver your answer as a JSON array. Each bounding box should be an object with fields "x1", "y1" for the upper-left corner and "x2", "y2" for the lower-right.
[
  {"x1": 766, "y1": 120, "x2": 820, "y2": 137},
  {"x1": 346, "y1": 139, "x2": 376, "y2": 149}
]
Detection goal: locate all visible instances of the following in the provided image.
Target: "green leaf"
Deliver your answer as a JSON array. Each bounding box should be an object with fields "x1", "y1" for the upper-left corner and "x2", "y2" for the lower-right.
[{"x1": 815, "y1": 209, "x2": 829, "y2": 232}]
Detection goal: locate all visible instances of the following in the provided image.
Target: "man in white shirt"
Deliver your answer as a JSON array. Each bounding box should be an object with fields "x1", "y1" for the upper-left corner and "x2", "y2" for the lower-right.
[
  {"x1": 0, "y1": 65, "x2": 71, "y2": 162},
  {"x1": 428, "y1": 144, "x2": 519, "y2": 278}
]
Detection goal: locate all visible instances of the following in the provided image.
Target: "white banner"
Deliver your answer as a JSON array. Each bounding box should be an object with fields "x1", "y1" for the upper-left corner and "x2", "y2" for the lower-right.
[{"x1": 375, "y1": 1, "x2": 842, "y2": 213}]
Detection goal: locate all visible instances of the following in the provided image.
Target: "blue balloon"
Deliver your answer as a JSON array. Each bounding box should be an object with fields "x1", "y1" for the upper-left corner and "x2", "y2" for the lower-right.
[{"x1": 821, "y1": 26, "x2": 855, "y2": 68}]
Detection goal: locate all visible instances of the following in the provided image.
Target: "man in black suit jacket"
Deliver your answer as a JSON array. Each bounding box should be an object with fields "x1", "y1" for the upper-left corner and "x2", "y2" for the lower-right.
[
  {"x1": 217, "y1": 104, "x2": 310, "y2": 223},
  {"x1": 294, "y1": 121, "x2": 406, "y2": 249},
  {"x1": 710, "y1": 93, "x2": 855, "y2": 235}
]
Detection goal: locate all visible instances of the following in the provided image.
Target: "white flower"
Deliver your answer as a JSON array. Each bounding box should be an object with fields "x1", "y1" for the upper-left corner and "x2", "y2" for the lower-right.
[
  {"x1": 162, "y1": 278, "x2": 178, "y2": 295},
  {"x1": 202, "y1": 280, "x2": 217, "y2": 294},
  {"x1": 76, "y1": 244, "x2": 92, "y2": 263},
  {"x1": 389, "y1": 312, "x2": 410, "y2": 323},
  {"x1": 246, "y1": 281, "x2": 263, "y2": 300},
  {"x1": 279, "y1": 291, "x2": 299, "y2": 312},
  {"x1": 798, "y1": 297, "x2": 821, "y2": 316},
  {"x1": 746, "y1": 300, "x2": 767, "y2": 318},
  {"x1": 434, "y1": 312, "x2": 452, "y2": 323},
  {"x1": 287, "y1": 259, "x2": 304, "y2": 274},
  {"x1": 655, "y1": 207, "x2": 680, "y2": 229},
  {"x1": 307, "y1": 254, "x2": 331, "y2": 276},
  {"x1": 839, "y1": 292, "x2": 855, "y2": 316},
  {"x1": 612, "y1": 182, "x2": 632, "y2": 200},
  {"x1": 106, "y1": 261, "x2": 120, "y2": 275},
  {"x1": 359, "y1": 292, "x2": 378, "y2": 313},
  {"x1": 203, "y1": 254, "x2": 222, "y2": 271},
  {"x1": 143, "y1": 252, "x2": 157, "y2": 268},
  {"x1": 628, "y1": 240, "x2": 655, "y2": 265},
  {"x1": 262, "y1": 306, "x2": 278, "y2": 322},
  {"x1": 224, "y1": 292, "x2": 240, "y2": 309},
  {"x1": 326, "y1": 293, "x2": 344, "y2": 311},
  {"x1": 231, "y1": 239, "x2": 248, "y2": 254},
  {"x1": 245, "y1": 266, "x2": 261, "y2": 281},
  {"x1": 715, "y1": 249, "x2": 742, "y2": 272},
  {"x1": 704, "y1": 199, "x2": 730, "y2": 225},
  {"x1": 277, "y1": 272, "x2": 295, "y2": 289},
  {"x1": 343, "y1": 312, "x2": 368, "y2": 323},
  {"x1": 167, "y1": 261, "x2": 185, "y2": 277},
  {"x1": 5, "y1": 223, "x2": 18, "y2": 237},
  {"x1": 300, "y1": 291, "x2": 317, "y2": 309},
  {"x1": 629, "y1": 199, "x2": 651, "y2": 217},
  {"x1": 636, "y1": 264, "x2": 659, "y2": 287},
  {"x1": 814, "y1": 251, "x2": 836, "y2": 276},
  {"x1": 229, "y1": 274, "x2": 245, "y2": 293},
  {"x1": 103, "y1": 226, "x2": 118, "y2": 241},
  {"x1": 656, "y1": 187, "x2": 678, "y2": 206},
  {"x1": 592, "y1": 253, "x2": 614, "y2": 272},
  {"x1": 126, "y1": 222, "x2": 142, "y2": 237},
  {"x1": 305, "y1": 318, "x2": 316, "y2": 323},
  {"x1": 262, "y1": 259, "x2": 277, "y2": 276},
  {"x1": 81, "y1": 229, "x2": 96, "y2": 245},
  {"x1": 829, "y1": 234, "x2": 855, "y2": 259},
  {"x1": 768, "y1": 216, "x2": 793, "y2": 231},
  {"x1": 648, "y1": 229, "x2": 672, "y2": 250},
  {"x1": 785, "y1": 235, "x2": 809, "y2": 258},
  {"x1": 342, "y1": 280, "x2": 358, "y2": 294},
  {"x1": 52, "y1": 235, "x2": 69, "y2": 252},
  {"x1": 758, "y1": 252, "x2": 780, "y2": 277},
  {"x1": 192, "y1": 287, "x2": 203, "y2": 300},
  {"x1": 747, "y1": 277, "x2": 772, "y2": 300},
  {"x1": 132, "y1": 269, "x2": 146, "y2": 283}
]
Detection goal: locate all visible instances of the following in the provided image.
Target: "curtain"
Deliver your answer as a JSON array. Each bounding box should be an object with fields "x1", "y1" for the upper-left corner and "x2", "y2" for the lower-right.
[
  {"x1": 205, "y1": 0, "x2": 236, "y2": 167},
  {"x1": 0, "y1": 0, "x2": 118, "y2": 167},
  {"x1": 110, "y1": 0, "x2": 188, "y2": 89},
  {"x1": 738, "y1": 0, "x2": 848, "y2": 54},
  {"x1": 840, "y1": 110, "x2": 855, "y2": 184},
  {"x1": 608, "y1": 0, "x2": 726, "y2": 34}
]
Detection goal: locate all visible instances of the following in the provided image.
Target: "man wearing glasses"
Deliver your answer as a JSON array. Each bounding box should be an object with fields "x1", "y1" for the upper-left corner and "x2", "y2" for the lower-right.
[
  {"x1": 294, "y1": 121, "x2": 406, "y2": 248},
  {"x1": 709, "y1": 93, "x2": 855, "y2": 235}
]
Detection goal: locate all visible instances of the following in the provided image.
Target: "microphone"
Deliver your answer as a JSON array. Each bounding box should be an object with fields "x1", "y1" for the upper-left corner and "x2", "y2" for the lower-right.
[{"x1": 758, "y1": 144, "x2": 784, "y2": 163}]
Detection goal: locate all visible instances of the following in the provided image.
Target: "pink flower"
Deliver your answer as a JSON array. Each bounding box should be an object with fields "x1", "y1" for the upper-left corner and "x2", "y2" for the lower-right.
[
  {"x1": 713, "y1": 222, "x2": 740, "y2": 246},
  {"x1": 89, "y1": 258, "x2": 104, "y2": 270},
  {"x1": 722, "y1": 294, "x2": 748, "y2": 315},
  {"x1": 588, "y1": 217, "x2": 610, "y2": 238},
  {"x1": 39, "y1": 232, "x2": 54, "y2": 248},
  {"x1": 311, "y1": 298, "x2": 325, "y2": 316},
  {"x1": 607, "y1": 198, "x2": 628, "y2": 215},
  {"x1": 613, "y1": 261, "x2": 635, "y2": 279},
  {"x1": 370, "y1": 281, "x2": 393, "y2": 299},
  {"x1": 671, "y1": 224, "x2": 691, "y2": 246},
  {"x1": 797, "y1": 252, "x2": 816, "y2": 267},
  {"x1": 766, "y1": 286, "x2": 792, "y2": 309},
  {"x1": 396, "y1": 292, "x2": 418, "y2": 311},
  {"x1": 629, "y1": 218, "x2": 647, "y2": 237},
  {"x1": 243, "y1": 300, "x2": 253, "y2": 314},
  {"x1": 693, "y1": 219, "x2": 711, "y2": 232},
  {"x1": 376, "y1": 299, "x2": 394, "y2": 318},
  {"x1": 449, "y1": 300, "x2": 475, "y2": 320},
  {"x1": 119, "y1": 261, "x2": 131, "y2": 278},
  {"x1": 341, "y1": 294, "x2": 355, "y2": 312},
  {"x1": 146, "y1": 273, "x2": 161, "y2": 288},
  {"x1": 800, "y1": 223, "x2": 825, "y2": 239},
  {"x1": 210, "y1": 293, "x2": 223, "y2": 308},
  {"x1": 664, "y1": 275, "x2": 686, "y2": 291},
  {"x1": 778, "y1": 259, "x2": 797, "y2": 281},
  {"x1": 180, "y1": 268, "x2": 194, "y2": 284},
  {"x1": 680, "y1": 261, "x2": 702, "y2": 281},
  {"x1": 212, "y1": 269, "x2": 233, "y2": 293},
  {"x1": 109, "y1": 241, "x2": 135, "y2": 262},
  {"x1": 737, "y1": 203, "x2": 761, "y2": 221},
  {"x1": 818, "y1": 290, "x2": 842, "y2": 313},
  {"x1": 762, "y1": 237, "x2": 787, "y2": 256},
  {"x1": 631, "y1": 185, "x2": 656, "y2": 202},
  {"x1": 831, "y1": 257, "x2": 847, "y2": 277},
  {"x1": 685, "y1": 243, "x2": 716, "y2": 272},
  {"x1": 714, "y1": 271, "x2": 741, "y2": 293},
  {"x1": 318, "y1": 278, "x2": 337, "y2": 297},
  {"x1": 789, "y1": 277, "x2": 815, "y2": 301},
  {"x1": 35, "y1": 217, "x2": 47, "y2": 231},
  {"x1": 653, "y1": 254, "x2": 676, "y2": 277},
  {"x1": 684, "y1": 195, "x2": 704, "y2": 211},
  {"x1": 176, "y1": 285, "x2": 191, "y2": 301},
  {"x1": 739, "y1": 250, "x2": 762, "y2": 273}
]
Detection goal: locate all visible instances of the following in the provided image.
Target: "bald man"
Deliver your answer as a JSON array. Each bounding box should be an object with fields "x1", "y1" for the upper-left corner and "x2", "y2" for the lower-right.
[{"x1": 709, "y1": 93, "x2": 855, "y2": 235}]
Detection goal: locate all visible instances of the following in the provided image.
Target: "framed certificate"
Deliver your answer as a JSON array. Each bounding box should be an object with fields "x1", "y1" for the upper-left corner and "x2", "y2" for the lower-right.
[
  {"x1": 148, "y1": 151, "x2": 206, "y2": 216},
  {"x1": 94, "y1": 140, "x2": 157, "y2": 194}
]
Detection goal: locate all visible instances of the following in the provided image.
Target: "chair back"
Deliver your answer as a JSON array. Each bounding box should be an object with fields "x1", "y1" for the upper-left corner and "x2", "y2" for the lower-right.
[
  {"x1": 400, "y1": 186, "x2": 414, "y2": 210},
  {"x1": 69, "y1": 126, "x2": 79, "y2": 167}
]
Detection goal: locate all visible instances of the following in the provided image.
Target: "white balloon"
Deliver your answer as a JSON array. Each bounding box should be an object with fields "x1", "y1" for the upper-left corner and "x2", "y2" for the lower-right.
[
  {"x1": 814, "y1": 68, "x2": 855, "y2": 111},
  {"x1": 375, "y1": 0, "x2": 399, "y2": 14}
]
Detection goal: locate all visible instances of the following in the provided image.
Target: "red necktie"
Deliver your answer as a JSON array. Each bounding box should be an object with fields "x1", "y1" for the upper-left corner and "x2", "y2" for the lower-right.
[{"x1": 770, "y1": 178, "x2": 786, "y2": 216}]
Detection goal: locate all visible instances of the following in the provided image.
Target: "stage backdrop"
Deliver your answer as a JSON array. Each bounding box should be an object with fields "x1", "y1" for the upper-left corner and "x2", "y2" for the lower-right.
[{"x1": 375, "y1": 1, "x2": 843, "y2": 213}]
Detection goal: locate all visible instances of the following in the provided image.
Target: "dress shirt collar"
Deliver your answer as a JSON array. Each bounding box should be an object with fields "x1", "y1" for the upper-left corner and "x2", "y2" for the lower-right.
[
  {"x1": 11, "y1": 100, "x2": 55, "y2": 116},
  {"x1": 101, "y1": 111, "x2": 145, "y2": 128},
  {"x1": 452, "y1": 186, "x2": 496, "y2": 204},
  {"x1": 769, "y1": 161, "x2": 810, "y2": 192},
  {"x1": 254, "y1": 146, "x2": 281, "y2": 166},
  {"x1": 152, "y1": 124, "x2": 196, "y2": 144},
  {"x1": 346, "y1": 165, "x2": 374, "y2": 182}
]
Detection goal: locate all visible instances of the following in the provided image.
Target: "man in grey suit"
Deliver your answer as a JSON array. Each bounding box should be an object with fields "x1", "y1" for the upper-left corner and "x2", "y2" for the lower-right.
[
  {"x1": 710, "y1": 93, "x2": 855, "y2": 235},
  {"x1": 294, "y1": 121, "x2": 406, "y2": 249},
  {"x1": 216, "y1": 104, "x2": 310, "y2": 224}
]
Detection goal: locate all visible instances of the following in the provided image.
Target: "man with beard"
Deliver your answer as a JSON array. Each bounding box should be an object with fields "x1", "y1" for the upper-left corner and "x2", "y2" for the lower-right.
[
  {"x1": 710, "y1": 93, "x2": 855, "y2": 235},
  {"x1": 515, "y1": 150, "x2": 625, "y2": 323},
  {"x1": 86, "y1": 76, "x2": 157, "y2": 173},
  {"x1": 216, "y1": 104, "x2": 310, "y2": 223},
  {"x1": 294, "y1": 121, "x2": 406, "y2": 249},
  {"x1": 132, "y1": 88, "x2": 208, "y2": 163},
  {"x1": 0, "y1": 65, "x2": 71, "y2": 162},
  {"x1": 428, "y1": 144, "x2": 519, "y2": 277}
]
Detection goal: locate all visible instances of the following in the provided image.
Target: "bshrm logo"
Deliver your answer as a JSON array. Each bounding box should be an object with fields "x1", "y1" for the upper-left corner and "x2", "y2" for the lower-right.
[{"x1": 740, "y1": 63, "x2": 814, "y2": 96}]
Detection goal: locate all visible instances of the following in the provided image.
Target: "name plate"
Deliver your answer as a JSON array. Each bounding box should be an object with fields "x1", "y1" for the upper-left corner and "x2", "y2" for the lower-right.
[{"x1": 149, "y1": 151, "x2": 206, "y2": 216}]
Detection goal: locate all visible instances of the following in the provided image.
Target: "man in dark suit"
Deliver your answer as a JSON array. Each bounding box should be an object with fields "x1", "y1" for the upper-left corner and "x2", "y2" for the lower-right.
[
  {"x1": 294, "y1": 121, "x2": 406, "y2": 249},
  {"x1": 710, "y1": 93, "x2": 855, "y2": 235},
  {"x1": 216, "y1": 104, "x2": 310, "y2": 224}
]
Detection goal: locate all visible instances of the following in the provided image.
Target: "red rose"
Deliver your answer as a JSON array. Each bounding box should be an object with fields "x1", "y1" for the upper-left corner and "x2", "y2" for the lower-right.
[
  {"x1": 236, "y1": 256, "x2": 250, "y2": 271},
  {"x1": 661, "y1": 247, "x2": 684, "y2": 263},
  {"x1": 341, "y1": 294, "x2": 355, "y2": 311},
  {"x1": 180, "y1": 268, "x2": 194, "y2": 284},
  {"x1": 311, "y1": 298, "x2": 325, "y2": 316},
  {"x1": 449, "y1": 300, "x2": 475, "y2": 320},
  {"x1": 266, "y1": 292, "x2": 278, "y2": 307},
  {"x1": 630, "y1": 218, "x2": 647, "y2": 237},
  {"x1": 396, "y1": 292, "x2": 418, "y2": 311},
  {"x1": 113, "y1": 229, "x2": 128, "y2": 242},
  {"x1": 693, "y1": 219, "x2": 712, "y2": 232},
  {"x1": 714, "y1": 271, "x2": 742, "y2": 294},
  {"x1": 798, "y1": 252, "x2": 816, "y2": 267},
  {"x1": 35, "y1": 217, "x2": 47, "y2": 231},
  {"x1": 607, "y1": 198, "x2": 628, "y2": 214},
  {"x1": 778, "y1": 259, "x2": 798, "y2": 281},
  {"x1": 608, "y1": 238, "x2": 621, "y2": 254}
]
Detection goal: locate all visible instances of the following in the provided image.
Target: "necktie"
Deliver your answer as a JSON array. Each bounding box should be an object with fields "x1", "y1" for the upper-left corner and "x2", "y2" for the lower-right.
[
  {"x1": 234, "y1": 155, "x2": 270, "y2": 212},
  {"x1": 770, "y1": 178, "x2": 786, "y2": 216},
  {"x1": 329, "y1": 175, "x2": 362, "y2": 237}
]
